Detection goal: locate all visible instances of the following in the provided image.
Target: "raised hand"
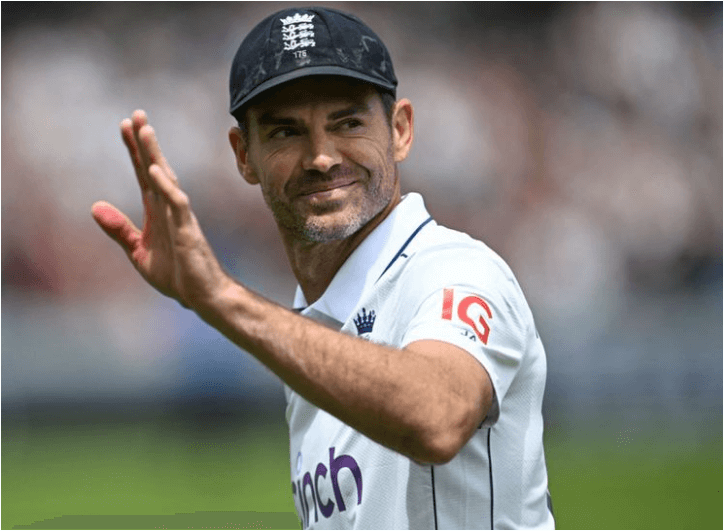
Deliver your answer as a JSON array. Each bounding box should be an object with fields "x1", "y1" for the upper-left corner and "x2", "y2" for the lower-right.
[{"x1": 91, "y1": 110, "x2": 230, "y2": 309}]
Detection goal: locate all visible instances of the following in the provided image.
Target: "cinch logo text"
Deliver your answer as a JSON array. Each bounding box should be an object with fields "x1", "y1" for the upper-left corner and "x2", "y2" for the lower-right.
[{"x1": 291, "y1": 447, "x2": 363, "y2": 528}]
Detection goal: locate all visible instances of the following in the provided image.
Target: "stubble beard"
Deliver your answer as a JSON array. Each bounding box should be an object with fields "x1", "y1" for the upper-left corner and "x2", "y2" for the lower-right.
[{"x1": 264, "y1": 164, "x2": 396, "y2": 244}]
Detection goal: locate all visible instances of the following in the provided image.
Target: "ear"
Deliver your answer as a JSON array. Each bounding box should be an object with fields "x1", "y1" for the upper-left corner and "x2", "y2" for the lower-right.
[
  {"x1": 391, "y1": 98, "x2": 414, "y2": 163},
  {"x1": 228, "y1": 127, "x2": 259, "y2": 185}
]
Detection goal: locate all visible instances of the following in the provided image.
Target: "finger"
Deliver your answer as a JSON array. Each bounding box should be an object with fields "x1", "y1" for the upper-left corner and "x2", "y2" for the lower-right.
[
  {"x1": 131, "y1": 109, "x2": 176, "y2": 184},
  {"x1": 137, "y1": 123, "x2": 179, "y2": 184},
  {"x1": 131, "y1": 110, "x2": 149, "y2": 153},
  {"x1": 132, "y1": 110, "x2": 154, "y2": 183},
  {"x1": 91, "y1": 200, "x2": 142, "y2": 254},
  {"x1": 121, "y1": 118, "x2": 150, "y2": 192},
  {"x1": 148, "y1": 163, "x2": 191, "y2": 225},
  {"x1": 132, "y1": 109, "x2": 148, "y2": 129}
]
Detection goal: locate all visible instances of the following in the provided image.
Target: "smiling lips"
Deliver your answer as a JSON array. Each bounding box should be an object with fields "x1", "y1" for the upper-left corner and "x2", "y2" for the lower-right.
[{"x1": 296, "y1": 178, "x2": 358, "y2": 198}]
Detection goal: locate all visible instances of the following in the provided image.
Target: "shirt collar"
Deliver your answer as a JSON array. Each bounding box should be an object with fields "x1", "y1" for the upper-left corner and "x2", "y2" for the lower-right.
[{"x1": 293, "y1": 193, "x2": 432, "y2": 322}]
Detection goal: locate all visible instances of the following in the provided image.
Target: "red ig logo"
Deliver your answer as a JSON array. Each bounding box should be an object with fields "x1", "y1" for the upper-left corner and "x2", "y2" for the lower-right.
[{"x1": 441, "y1": 288, "x2": 492, "y2": 345}]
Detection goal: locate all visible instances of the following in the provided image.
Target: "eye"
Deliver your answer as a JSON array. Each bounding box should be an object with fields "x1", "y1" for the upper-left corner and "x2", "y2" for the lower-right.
[
  {"x1": 336, "y1": 119, "x2": 364, "y2": 131},
  {"x1": 269, "y1": 127, "x2": 299, "y2": 139}
]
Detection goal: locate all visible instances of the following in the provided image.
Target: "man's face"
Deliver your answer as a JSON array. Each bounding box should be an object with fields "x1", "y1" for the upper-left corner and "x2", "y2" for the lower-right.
[{"x1": 238, "y1": 78, "x2": 403, "y2": 244}]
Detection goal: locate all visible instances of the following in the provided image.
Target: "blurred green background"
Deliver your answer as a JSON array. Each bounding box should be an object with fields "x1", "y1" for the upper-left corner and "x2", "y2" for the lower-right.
[
  {"x1": 2, "y1": 2, "x2": 722, "y2": 529},
  {"x1": 3, "y1": 410, "x2": 721, "y2": 529}
]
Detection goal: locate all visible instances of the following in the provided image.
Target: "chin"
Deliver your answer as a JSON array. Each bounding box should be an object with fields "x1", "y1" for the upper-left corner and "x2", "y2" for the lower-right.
[
  {"x1": 298, "y1": 217, "x2": 364, "y2": 243},
  {"x1": 274, "y1": 184, "x2": 396, "y2": 243}
]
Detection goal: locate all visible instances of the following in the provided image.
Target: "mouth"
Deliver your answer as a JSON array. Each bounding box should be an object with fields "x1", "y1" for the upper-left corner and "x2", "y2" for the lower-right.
[{"x1": 297, "y1": 180, "x2": 358, "y2": 199}]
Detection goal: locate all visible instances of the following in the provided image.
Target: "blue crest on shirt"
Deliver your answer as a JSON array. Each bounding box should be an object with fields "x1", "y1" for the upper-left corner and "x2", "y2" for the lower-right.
[{"x1": 353, "y1": 308, "x2": 376, "y2": 335}]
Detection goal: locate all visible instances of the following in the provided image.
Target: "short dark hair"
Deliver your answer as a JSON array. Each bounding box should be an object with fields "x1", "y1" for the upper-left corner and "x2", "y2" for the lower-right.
[{"x1": 233, "y1": 86, "x2": 397, "y2": 146}]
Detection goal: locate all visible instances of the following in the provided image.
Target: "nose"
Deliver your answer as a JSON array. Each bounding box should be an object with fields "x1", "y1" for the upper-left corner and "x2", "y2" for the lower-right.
[{"x1": 302, "y1": 130, "x2": 342, "y2": 174}]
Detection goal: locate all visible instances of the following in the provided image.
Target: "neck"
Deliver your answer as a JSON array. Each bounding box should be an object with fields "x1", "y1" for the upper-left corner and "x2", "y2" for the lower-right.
[{"x1": 282, "y1": 194, "x2": 401, "y2": 304}]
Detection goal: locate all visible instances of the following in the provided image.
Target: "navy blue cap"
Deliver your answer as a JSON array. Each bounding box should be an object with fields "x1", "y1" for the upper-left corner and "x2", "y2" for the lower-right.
[{"x1": 229, "y1": 6, "x2": 397, "y2": 117}]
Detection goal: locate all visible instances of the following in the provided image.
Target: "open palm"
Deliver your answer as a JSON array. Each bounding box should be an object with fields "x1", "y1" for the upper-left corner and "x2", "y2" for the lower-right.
[{"x1": 91, "y1": 110, "x2": 229, "y2": 309}]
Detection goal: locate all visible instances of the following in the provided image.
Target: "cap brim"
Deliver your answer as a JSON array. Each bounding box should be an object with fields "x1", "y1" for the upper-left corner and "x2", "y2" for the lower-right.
[{"x1": 230, "y1": 66, "x2": 396, "y2": 115}]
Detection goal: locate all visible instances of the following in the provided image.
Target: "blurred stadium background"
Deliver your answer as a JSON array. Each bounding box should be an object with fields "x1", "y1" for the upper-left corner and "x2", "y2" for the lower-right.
[{"x1": 2, "y1": 2, "x2": 721, "y2": 529}]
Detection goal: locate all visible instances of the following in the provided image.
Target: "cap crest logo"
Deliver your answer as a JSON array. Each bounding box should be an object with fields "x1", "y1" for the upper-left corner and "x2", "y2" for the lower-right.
[{"x1": 280, "y1": 13, "x2": 316, "y2": 52}]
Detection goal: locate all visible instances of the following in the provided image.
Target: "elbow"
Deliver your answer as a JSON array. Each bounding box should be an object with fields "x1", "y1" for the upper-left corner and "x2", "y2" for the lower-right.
[
  {"x1": 406, "y1": 411, "x2": 477, "y2": 465},
  {"x1": 408, "y1": 389, "x2": 492, "y2": 465},
  {"x1": 420, "y1": 437, "x2": 463, "y2": 465},
  {"x1": 407, "y1": 429, "x2": 466, "y2": 465},
  {"x1": 397, "y1": 365, "x2": 493, "y2": 465}
]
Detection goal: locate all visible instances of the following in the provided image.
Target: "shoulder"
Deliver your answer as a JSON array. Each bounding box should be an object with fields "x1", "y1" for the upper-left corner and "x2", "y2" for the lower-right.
[
  {"x1": 388, "y1": 221, "x2": 535, "y2": 340},
  {"x1": 401, "y1": 222, "x2": 520, "y2": 296}
]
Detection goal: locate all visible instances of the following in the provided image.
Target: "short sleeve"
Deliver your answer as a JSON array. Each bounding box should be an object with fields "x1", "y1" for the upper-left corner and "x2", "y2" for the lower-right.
[{"x1": 399, "y1": 246, "x2": 529, "y2": 427}]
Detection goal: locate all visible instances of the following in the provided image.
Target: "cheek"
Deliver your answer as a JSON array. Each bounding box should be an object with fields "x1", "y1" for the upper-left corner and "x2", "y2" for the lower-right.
[
  {"x1": 345, "y1": 138, "x2": 393, "y2": 171},
  {"x1": 255, "y1": 151, "x2": 298, "y2": 193}
]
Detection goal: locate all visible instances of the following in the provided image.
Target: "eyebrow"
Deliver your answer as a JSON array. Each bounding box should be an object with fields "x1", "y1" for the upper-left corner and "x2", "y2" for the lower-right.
[
  {"x1": 328, "y1": 103, "x2": 371, "y2": 120},
  {"x1": 257, "y1": 103, "x2": 371, "y2": 126}
]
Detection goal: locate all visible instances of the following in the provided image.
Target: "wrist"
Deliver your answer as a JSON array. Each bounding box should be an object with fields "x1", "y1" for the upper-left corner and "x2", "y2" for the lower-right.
[{"x1": 189, "y1": 272, "x2": 241, "y2": 320}]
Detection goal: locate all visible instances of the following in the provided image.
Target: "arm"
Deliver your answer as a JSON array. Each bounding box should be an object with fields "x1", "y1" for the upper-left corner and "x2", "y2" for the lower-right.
[
  {"x1": 198, "y1": 283, "x2": 492, "y2": 464},
  {"x1": 92, "y1": 111, "x2": 493, "y2": 464}
]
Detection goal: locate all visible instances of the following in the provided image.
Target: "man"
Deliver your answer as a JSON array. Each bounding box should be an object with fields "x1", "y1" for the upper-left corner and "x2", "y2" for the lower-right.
[{"x1": 92, "y1": 6, "x2": 554, "y2": 529}]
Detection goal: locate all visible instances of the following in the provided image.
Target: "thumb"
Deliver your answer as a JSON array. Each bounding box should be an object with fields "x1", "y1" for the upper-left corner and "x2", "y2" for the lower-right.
[{"x1": 91, "y1": 200, "x2": 141, "y2": 253}]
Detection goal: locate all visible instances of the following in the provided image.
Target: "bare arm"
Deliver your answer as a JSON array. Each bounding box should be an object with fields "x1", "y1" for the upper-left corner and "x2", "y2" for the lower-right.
[
  {"x1": 92, "y1": 111, "x2": 493, "y2": 464},
  {"x1": 198, "y1": 282, "x2": 492, "y2": 464}
]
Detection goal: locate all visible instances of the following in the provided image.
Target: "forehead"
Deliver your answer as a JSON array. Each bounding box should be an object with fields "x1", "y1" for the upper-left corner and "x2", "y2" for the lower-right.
[{"x1": 248, "y1": 76, "x2": 382, "y2": 118}]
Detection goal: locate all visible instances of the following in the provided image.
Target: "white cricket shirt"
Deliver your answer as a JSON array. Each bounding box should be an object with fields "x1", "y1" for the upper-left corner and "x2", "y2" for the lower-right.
[{"x1": 285, "y1": 193, "x2": 554, "y2": 529}]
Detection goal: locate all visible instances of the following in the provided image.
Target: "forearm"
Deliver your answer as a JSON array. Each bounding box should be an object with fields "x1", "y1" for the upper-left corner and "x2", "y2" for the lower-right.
[{"x1": 193, "y1": 278, "x2": 479, "y2": 463}]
